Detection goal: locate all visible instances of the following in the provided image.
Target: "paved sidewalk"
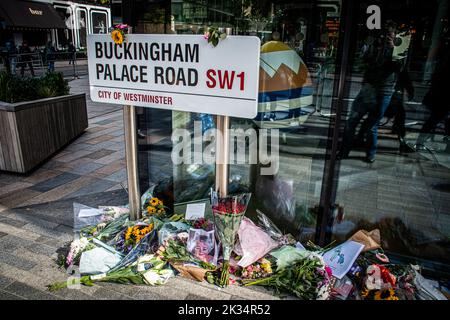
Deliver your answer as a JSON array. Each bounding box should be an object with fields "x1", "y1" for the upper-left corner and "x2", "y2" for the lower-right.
[{"x1": 0, "y1": 76, "x2": 278, "y2": 300}]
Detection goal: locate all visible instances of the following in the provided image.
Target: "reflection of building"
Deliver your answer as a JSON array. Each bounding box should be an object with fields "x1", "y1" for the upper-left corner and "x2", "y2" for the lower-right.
[
  {"x1": 53, "y1": 1, "x2": 112, "y2": 49},
  {"x1": 114, "y1": 0, "x2": 450, "y2": 277},
  {"x1": 0, "y1": 0, "x2": 111, "y2": 50},
  {"x1": 0, "y1": 0, "x2": 65, "y2": 48}
]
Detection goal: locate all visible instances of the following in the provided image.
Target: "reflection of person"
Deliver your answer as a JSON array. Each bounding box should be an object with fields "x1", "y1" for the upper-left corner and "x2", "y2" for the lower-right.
[
  {"x1": 8, "y1": 41, "x2": 18, "y2": 74},
  {"x1": 415, "y1": 56, "x2": 450, "y2": 149},
  {"x1": 389, "y1": 63, "x2": 415, "y2": 153},
  {"x1": 18, "y1": 41, "x2": 35, "y2": 77},
  {"x1": 98, "y1": 21, "x2": 106, "y2": 34},
  {"x1": 339, "y1": 21, "x2": 401, "y2": 163},
  {"x1": 2, "y1": 40, "x2": 17, "y2": 74},
  {"x1": 45, "y1": 42, "x2": 56, "y2": 72},
  {"x1": 68, "y1": 42, "x2": 76, "y2": 65}
]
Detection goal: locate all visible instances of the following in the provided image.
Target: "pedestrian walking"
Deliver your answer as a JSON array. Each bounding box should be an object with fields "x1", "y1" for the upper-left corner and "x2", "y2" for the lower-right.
[
  {"x1": 18, "y1": 41, "x2": 35, "y2": 77},
  {"x1": 68, "y1": 42, "x2": 76, "y2": 65},
  {"x1": 45, "y1": 42, "x2": 56, "y2": 73}
]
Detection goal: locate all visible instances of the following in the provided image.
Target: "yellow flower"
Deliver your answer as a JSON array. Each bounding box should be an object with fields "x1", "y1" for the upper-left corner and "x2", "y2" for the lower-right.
[
  {"x1": 125, "y1": 227, "x2": 132, "y2": 241},
  {"x1": 111, "y1": 29, "x2": 124, "y2": 45},
  {"x1": 158, "y1": 199, "x2": 164, "y2": 206},
  {"x1": 361, "y1": 288, "x2": 370, "y2": 298},
  {"x1": 150, "y1": 198, "x2": 159, "y2": 206},
  {"x1": 147, "y1": 206, "x2": 156, "y2": 214},
  {"x1": 374, "y1": 289, "x2": 398, "y2": 300}
]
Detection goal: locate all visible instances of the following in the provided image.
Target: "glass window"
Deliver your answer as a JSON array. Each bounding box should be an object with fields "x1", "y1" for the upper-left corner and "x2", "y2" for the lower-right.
[
  {"x1": 55, "y1": 6, "x2": 74, "y2": 48},
  {"x1": 76, "y1": 9, "x2": 87, "y2": 48},
  {"x1": 333, "y1": 0, "x2": 450, "y2": 273},
  {"x1": 134, "y1": 0, "x2": 343, "y2": 243},
  {"x1": 91, "y1": 11, "x2": 108, "y2": 34}
]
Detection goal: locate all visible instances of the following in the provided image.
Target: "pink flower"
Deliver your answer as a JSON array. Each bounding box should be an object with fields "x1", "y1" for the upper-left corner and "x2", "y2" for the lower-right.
[
  {"x1": 203, "y1": 32, "x2": 210, "y2": 40},
  {"x1": 325, "y1": 266, "x2": 333, "y2": 277},
  {"x1": 116, "y1": 23, "x2": 128, "y2": 30}
]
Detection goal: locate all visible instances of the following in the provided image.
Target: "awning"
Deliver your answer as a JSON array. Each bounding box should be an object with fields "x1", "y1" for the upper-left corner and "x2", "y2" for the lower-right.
[{"x1": 0, "y1": 0, "x2": 65, "y2": 30}]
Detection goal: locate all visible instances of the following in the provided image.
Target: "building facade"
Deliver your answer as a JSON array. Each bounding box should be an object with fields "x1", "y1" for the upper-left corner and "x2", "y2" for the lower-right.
[
  {"x1": 0, "y1": 0, "x2": 112, "y2": 50},
  {"x1": 120, "y1": 0, "x2": 449, "y2": 277}
]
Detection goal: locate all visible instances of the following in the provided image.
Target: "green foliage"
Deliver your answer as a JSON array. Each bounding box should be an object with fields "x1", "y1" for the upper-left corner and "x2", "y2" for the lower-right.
[
  {"x1": 243, "y1": 255, "x2": 327, "y2": 299},
  {"x1": 206, "y1": 27, "x2": 227, "y2": 47},
  {"x1": 0, "y1": 72, "x2": 69, "y2": 103}
]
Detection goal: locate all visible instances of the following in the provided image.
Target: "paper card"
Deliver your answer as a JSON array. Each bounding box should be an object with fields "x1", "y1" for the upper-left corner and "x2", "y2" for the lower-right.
[
  {"x1": 90, "y1": 273, "x2": 107, "y2": 280},
  {"x1": 322, "y1": 240, "x2": 365, "y2": 279},
  {"x1": 295, "y1": 242, "x2": 306, "y2": 251},
  {"x1": 185, "y1": 203, "x2": 206, "y2": 220},
  {"x1": 78, "y1": 208, "x2": 103, "y2": 217}
]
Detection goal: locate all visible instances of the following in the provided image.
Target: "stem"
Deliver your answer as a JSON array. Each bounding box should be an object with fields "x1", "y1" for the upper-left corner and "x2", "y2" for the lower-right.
[
  {"x1": 242, "y1": 275, "x2": 273, "y2": 287},
  {"x1": 219, "y1": 260, "x2": 230, "y2": 287},
  {"x1": 47, "y1": 275, "x2": 91, "y2": 291}
]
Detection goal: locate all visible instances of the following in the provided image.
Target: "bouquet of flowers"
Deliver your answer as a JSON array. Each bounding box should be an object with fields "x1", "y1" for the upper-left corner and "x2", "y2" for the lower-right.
[
  {"x1": 144, "y1": 197, "x2": 167, "y2": 217},
  {"x1": 116, "y1": 223, "x2": 154, "y2": 254},
  {"x1": 110, "y1": 23, "x2": 129, "y2": 45},
  {"x1": 211, "y1": 191, "x2": 251, "y2": 287},
  {"x1": 243, "y1": 252, "x2": 332, "y2": 300},
  {"x1": 191, "y1": 218, "x2": 214, "y2": 231},
  {"x1": 187, "y1": 218, "x2": 217, "y2": 265},
  {"x1": 64, "y1": 237, "x2": 94, "y2": 268},
  {"x1": 234, "y1": 257, "x2": 274, "y2": 280}
]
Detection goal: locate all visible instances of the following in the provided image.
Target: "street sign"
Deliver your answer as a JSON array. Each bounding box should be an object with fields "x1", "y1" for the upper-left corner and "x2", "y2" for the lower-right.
[{"x1": 87, "y1": 34, "x2": 261, "y2": 119}]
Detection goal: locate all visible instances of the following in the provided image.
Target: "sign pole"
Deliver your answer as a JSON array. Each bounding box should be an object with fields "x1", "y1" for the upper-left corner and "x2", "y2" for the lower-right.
[
  {"x1": 122, "y1": 27, "x2": 141, "y2": 220},
  {"x1": 124, "y1": 104, "x2": 141, "y2": 220},
  {"x1": 215, "y1": 115, "x2": 230, "y2": 198}
]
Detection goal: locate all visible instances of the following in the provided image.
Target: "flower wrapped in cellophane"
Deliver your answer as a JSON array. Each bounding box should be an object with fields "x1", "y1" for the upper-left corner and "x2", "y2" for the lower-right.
[{"x1": 211, "y1": 191, "x2": 251, "y2": 287}]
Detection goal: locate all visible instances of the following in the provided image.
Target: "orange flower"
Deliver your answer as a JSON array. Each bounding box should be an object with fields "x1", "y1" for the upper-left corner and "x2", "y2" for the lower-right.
[{"x1": 111, "y1": 30, "x2": 124, "y2": 45}]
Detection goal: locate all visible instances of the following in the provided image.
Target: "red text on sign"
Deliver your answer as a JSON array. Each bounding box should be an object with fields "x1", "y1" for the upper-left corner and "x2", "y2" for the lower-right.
[{"x1": 206, "y1": 69, "x2": 245, "y2": 91}]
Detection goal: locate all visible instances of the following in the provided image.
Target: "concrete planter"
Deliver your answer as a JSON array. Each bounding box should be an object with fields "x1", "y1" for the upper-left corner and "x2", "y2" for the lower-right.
[{"x1": 0, "y1": 93, "x2": 88, "y2": 173}]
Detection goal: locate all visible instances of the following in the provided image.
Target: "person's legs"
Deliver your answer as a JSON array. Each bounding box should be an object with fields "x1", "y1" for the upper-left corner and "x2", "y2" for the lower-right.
[
  {"x1": 48, "y1": 61, "x2": 54, "y2": 72},
  {"x1": 364, "y1": 92, "x2": 393, "y2": 161},
  {"x1": 417, "y1": 107, "x2": 448, "y2": 145},
  {"x1": 340, "y1": 93, "x2": 369, "y2": 158},
  {"x1": 28, "y1": 62, "x2": 35, "y2": 76}
]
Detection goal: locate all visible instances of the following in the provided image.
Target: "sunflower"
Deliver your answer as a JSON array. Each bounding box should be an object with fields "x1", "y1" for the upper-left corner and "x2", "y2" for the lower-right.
[
  {"x1": 147, "y1": 206, "x2": 156, "y2": 214},
  {"x1": 150, "y1": 197, "x2": 159, "y2": 206},
  {"x1": 125, "y1": 227, "x2": 133, "y2": 241},
  {"x1": 111, "y1": 30, "x2": 124, "y2": 45},
  {"x1": 374, "y1": 288, "x2": 398, "y2": 300}
]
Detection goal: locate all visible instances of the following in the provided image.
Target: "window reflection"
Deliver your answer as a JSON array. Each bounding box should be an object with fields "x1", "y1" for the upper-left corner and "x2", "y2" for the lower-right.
[{"x1": 335, "y1": 0, "x2": 450, "y2": 271}]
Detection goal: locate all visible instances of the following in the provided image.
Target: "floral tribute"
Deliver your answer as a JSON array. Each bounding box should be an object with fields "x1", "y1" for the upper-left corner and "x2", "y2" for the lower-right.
[
  {"x1": 116, "y1": 223, "x2": 154, "y2": 254},
  {"x1": 145, "y1": 197, "x2": 166, "y2": 217},
  {"x1": 211, "y1": 191, "x2": 251, "y2": 287},
  {"x1": 204, "y1": 27, "x2": 227, "y2": 47},
  {"x1": 111, "y1": 24, "x2": 129, "y2": 45}
]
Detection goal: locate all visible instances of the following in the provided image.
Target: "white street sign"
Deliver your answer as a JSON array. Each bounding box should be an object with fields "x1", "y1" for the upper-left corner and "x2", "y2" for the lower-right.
[{"x1": 87, "y1": 34, "x2": 261, "y2": 119}]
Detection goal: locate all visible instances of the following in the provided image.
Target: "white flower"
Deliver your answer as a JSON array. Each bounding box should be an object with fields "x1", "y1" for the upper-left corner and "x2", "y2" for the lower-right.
[{"x1": 317, "y1": 284, "x2": 330, "y2": 300}]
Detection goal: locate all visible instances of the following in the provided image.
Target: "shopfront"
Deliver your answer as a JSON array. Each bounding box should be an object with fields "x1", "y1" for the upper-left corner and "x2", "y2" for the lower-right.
[
  {"x1": 120, "y1": 0, "x2": 450, "y2": 277},
  {"x1": 0, "y1": 0, "x2": 66, "y2": 47}
]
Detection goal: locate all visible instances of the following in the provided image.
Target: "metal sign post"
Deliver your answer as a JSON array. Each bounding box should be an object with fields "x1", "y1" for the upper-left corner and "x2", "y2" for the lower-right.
[
  {"x1": 215, "y1": 115, "x2": 230, "y2": 198},
  {"x1": 122, "y1": 27, "x2": 140, "y2": 221},
  {"x1": 124, "y1": 104, "x2": 141, "y2": 220},
  {"x1": 87, "y1": 33, "x2": 260, "y2": 217}
]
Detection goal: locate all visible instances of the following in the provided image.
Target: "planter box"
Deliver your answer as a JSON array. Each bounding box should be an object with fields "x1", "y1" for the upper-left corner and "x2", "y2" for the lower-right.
[{"x1": 0, "y1": 93, "x2": 88, "y2": 173}]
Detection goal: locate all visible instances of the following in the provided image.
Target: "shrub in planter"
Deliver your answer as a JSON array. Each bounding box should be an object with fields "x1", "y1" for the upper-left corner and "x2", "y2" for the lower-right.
[{"x1": 0, "y1": 71, "x2": 69, "y2": 103}]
